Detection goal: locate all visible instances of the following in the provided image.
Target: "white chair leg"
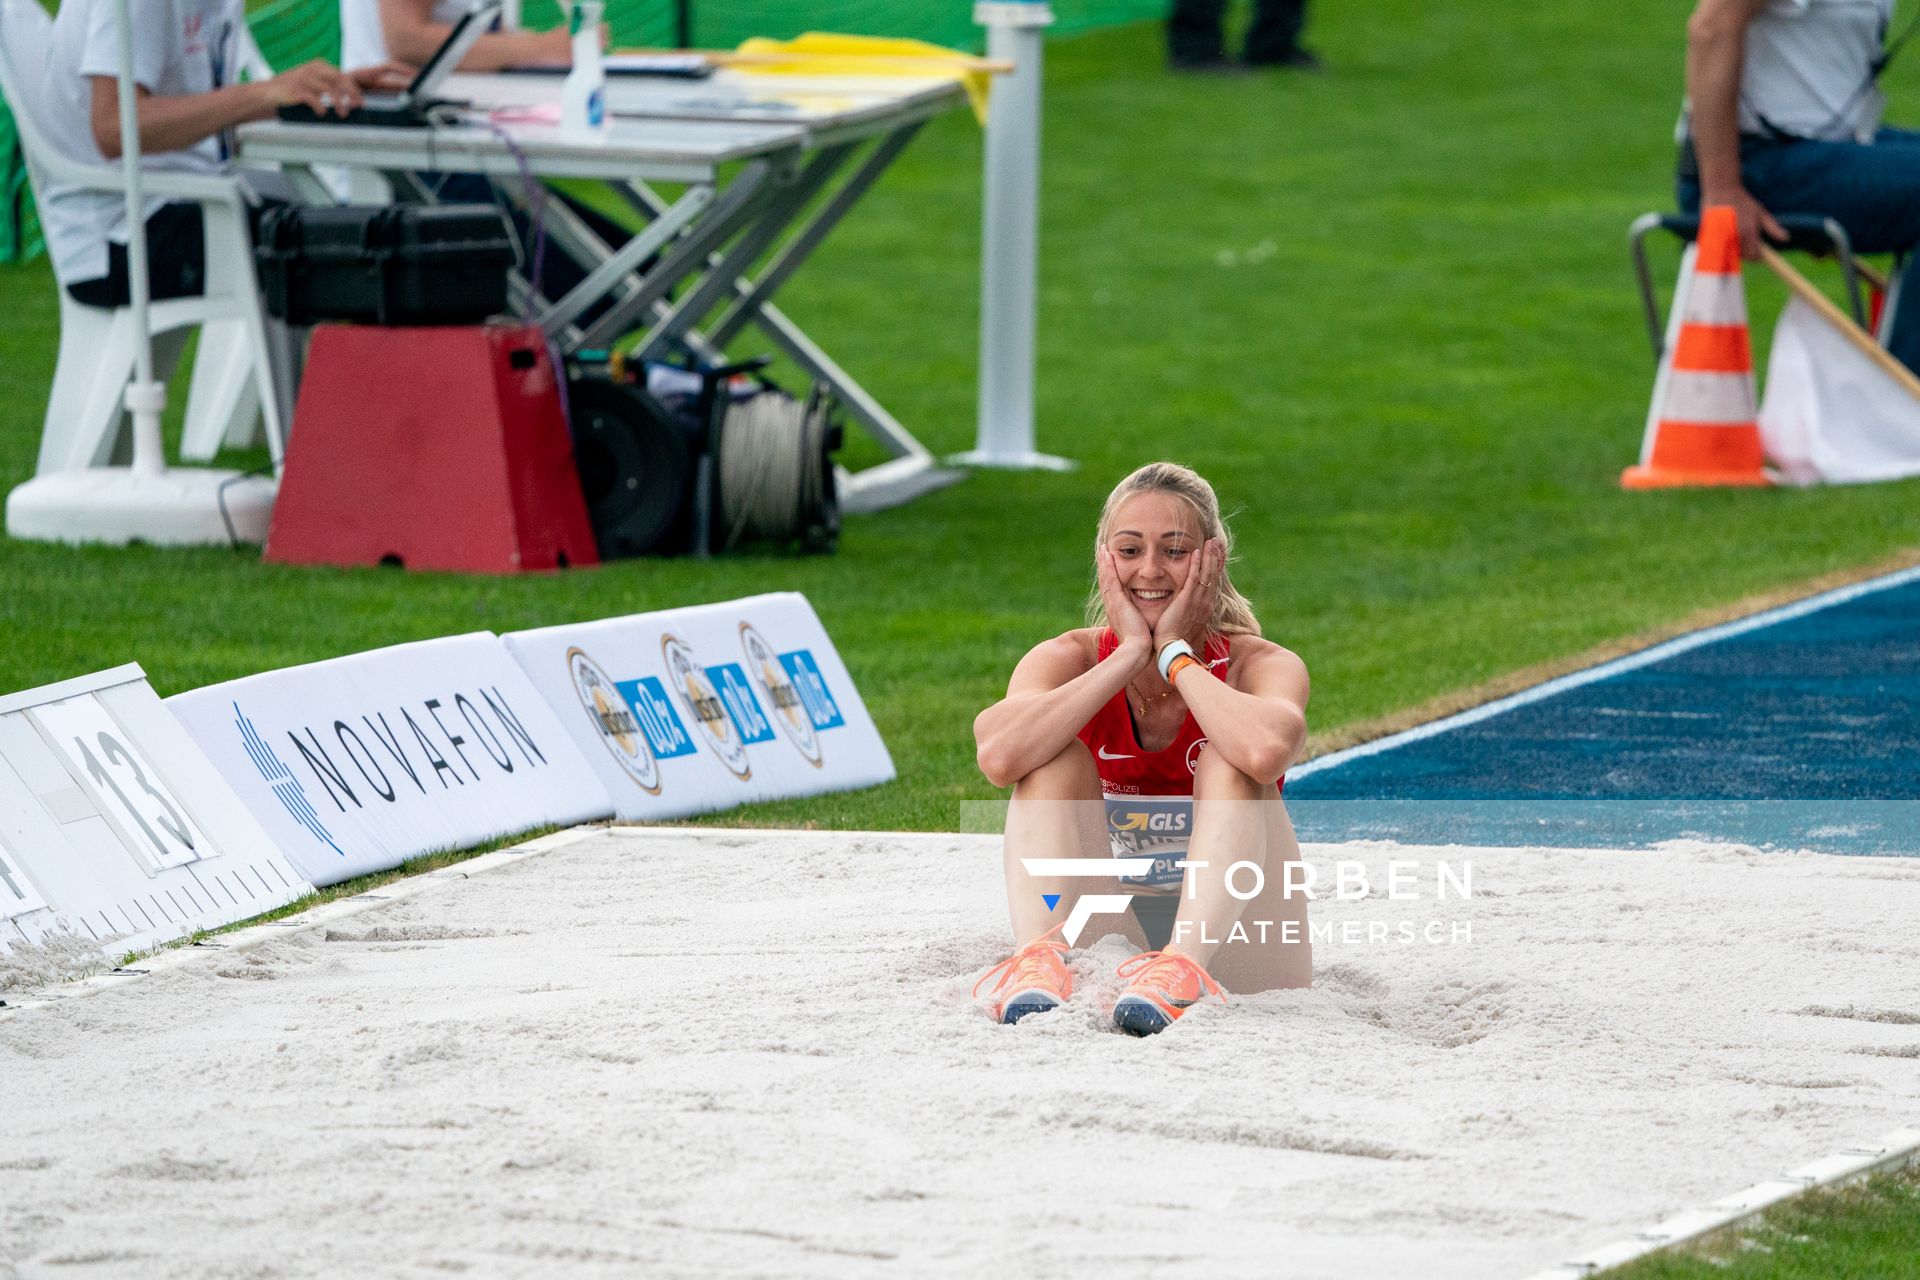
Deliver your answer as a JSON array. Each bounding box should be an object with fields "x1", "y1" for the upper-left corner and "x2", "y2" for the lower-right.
[
  {"x1": 38, "y1": 298, "x2": 118, "y2": 474},
  {"x1": 41, "y1": 286, "x2": 219, "y2": 472},
  {"x1": 237, "y1": 303, "x2": 290, "y2": 469},
  {"x1": 182, "y1": 318, "x2": 261, "y2": 459},
  {"x1": 41, "y1": 303, "x2": 141, "y2": 473}
]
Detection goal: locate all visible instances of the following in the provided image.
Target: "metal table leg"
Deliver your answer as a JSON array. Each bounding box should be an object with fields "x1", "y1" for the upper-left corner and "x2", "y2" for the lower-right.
[
  {"x1": 537, "y1": 185, "x2": 715, "y2": 341},
  {"x1": 574, "y1": 160, "x2": 785, "y2": 352},
  {"x1": 632, "y1": 143, "x2": 857, "y2": 362}
]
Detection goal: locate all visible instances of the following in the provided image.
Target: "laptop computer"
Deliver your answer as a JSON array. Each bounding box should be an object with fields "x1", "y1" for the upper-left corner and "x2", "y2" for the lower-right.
[{"x1": 276, "y1": 2, "x2": 500, "y2": 128}]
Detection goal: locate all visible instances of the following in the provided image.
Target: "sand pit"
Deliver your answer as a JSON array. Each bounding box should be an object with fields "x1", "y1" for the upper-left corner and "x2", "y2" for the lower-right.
[{"x1": 4, "y1": 827, "x2": 1920, "y2": 1278}]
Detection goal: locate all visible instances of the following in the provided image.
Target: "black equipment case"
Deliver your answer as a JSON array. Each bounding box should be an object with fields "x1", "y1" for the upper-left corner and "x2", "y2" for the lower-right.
[{"x1": 255, "y1": 204, "x2": 514, "y2": 326}]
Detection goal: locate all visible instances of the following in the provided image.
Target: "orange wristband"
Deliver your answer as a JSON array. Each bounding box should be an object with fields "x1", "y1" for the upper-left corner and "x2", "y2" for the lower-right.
[{"x1": 1166, "y1": 653, "x2": 1203, "y2": 685}]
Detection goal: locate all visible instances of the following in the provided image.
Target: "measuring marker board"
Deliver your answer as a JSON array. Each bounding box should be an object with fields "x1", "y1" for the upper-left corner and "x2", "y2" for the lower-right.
[
  {"x1": 167, "y1": 633, "x2": 613, "y2": 886},
  {"x1": 0, "y1": 665, "x2": 312, "y2": 957},
  {"x1": 503, "y1": 593, "x2": 894, "y2": 821}
]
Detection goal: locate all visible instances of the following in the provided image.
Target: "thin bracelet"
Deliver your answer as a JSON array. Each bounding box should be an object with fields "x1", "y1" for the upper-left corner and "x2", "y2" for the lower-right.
[{"x1": 1166, "y1": 652, "x2": 1203, "y2": 685}]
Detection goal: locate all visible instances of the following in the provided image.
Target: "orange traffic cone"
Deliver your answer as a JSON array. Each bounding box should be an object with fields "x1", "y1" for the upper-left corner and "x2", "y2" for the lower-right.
[{"x1": 1623, "y1": 205, "x2": 1772, "y2": 489}]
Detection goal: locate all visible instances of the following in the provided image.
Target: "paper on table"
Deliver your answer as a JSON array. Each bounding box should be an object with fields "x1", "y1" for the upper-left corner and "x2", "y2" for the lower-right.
[{"x1": 606, "y1": 53, "x2": 713, "y2": 77}]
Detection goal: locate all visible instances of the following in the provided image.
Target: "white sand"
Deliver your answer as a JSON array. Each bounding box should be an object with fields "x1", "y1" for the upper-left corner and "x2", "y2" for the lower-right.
[
  {"x1": 0, "y1": 932, "x2": 119, "y2": 992},
  {"x1": 3, "y1": 828, "x2": 1919, "y2": 1279}
]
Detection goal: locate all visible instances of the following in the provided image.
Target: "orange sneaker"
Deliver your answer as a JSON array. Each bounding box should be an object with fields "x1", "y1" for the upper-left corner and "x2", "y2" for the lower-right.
[
  {"x1": 974, "y1": 926, "x2": 1073, "y2": 1024},
  {"x1": 1112, "y1": 950, "x2": 1225, "y2": 1035}
]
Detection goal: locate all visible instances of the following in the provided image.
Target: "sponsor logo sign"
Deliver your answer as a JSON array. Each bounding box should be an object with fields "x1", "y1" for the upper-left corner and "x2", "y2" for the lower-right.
[
  {"x1": 663, "y1": 632, "x2": 753, "y2": 779},
  {"x1": 569, "y1": 648, "x2": 660, "y2": 794},
  {"x1": 502, "y1": 593, "x2": 893, "y2": 821},
  {"x1": 169, "y1": 634, "x2": 611, "y2": 887},
  {"x1": 743, "y1": 622, "x2": 823, "y2": 766}
]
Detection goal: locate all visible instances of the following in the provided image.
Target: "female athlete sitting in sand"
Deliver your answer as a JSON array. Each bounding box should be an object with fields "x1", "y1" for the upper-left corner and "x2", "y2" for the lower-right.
[{"x1": 972, "y1": 462, "x2": 1312, "y2": 1033}]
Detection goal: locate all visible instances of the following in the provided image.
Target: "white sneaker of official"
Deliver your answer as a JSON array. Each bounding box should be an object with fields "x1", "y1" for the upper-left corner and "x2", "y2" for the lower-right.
[{"x1": 1759, "y1": 296, "x2": 1920, "y2": 485}]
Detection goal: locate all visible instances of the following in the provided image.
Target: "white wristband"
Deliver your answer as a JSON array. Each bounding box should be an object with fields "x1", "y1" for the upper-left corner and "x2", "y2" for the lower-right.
[{"x1": 1156, "y1": 638, "x2": 1195, "y2": 682}]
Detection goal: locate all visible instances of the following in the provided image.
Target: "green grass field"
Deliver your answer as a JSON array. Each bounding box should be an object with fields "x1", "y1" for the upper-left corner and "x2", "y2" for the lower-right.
[
  {"x1": 1603, "y1": 1165, "x2": 1920, "y2": 1278},
  {"x1": 3, "y1": 1, "x2": 1918, "y2": 834}
]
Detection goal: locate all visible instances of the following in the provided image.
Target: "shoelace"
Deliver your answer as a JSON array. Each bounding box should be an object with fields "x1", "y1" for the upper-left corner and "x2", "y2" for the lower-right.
[
  {"x1": 1115, "y1": 949, "x2": 1227, "y2": 1004},
  {"x1": 973, "y1": 924, "x2": 1071, "y2": 1001}
]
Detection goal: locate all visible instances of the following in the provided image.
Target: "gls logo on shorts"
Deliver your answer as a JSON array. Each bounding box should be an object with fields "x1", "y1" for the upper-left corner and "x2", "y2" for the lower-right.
[{"x1": 1110, "y1": 809, "x2": 1190, "y2": 835}]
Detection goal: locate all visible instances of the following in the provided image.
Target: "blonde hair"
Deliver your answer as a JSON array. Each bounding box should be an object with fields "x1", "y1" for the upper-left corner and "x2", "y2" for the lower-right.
[{"x1": 1085, "y1": 461, "x2": 1261, "y2": 638}]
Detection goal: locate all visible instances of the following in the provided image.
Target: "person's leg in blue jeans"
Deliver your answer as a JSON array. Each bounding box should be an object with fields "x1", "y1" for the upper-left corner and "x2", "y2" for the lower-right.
[{"x1": 1683, "y1": 129, "x2": 1920, "y2": 374}]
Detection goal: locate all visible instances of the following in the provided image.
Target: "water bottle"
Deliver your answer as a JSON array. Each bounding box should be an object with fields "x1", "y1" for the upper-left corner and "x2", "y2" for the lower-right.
[{"x1": 561, "y1": 1, "x2": 609, "y2": 139}]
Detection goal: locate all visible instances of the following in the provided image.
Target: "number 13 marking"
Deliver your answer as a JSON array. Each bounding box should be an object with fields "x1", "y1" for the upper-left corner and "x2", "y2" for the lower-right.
[{"x1": 75, "y1": 730, "x2": 196, "y2": 861}]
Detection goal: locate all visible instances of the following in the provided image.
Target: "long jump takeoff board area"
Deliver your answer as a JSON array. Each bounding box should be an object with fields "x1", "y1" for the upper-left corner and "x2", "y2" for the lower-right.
[
  {"x1": 1288, "y1": 567, "x2": 1920, "y2": 855},
  {"x1": 4, "y1": 828, "x2": 1920, "y2": 1278}
]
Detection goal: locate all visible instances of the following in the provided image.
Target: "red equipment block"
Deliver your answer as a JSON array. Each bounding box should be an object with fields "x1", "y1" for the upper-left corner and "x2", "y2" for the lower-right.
[{"x1": 267, "y1": 324, "x2": 599, "y2": 573}]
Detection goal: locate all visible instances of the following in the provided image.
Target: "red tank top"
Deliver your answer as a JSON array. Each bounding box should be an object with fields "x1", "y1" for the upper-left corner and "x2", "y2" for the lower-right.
[{"x1": 1075, "y1": 629, "x2": 1285, "y2": 796}]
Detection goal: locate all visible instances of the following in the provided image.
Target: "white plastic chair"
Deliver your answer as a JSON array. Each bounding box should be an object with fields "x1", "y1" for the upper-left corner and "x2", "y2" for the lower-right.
[{"x1": 0, "y1": 0, "x2": 285, "y2": 475}]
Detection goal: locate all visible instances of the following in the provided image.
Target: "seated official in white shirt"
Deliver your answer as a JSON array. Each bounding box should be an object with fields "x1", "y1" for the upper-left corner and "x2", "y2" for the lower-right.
[
  {"x1": 340, "y1": 0, "x2": 572, "y2": 73},
  {"x1": 39, "y1": 0, "x2": 406, "y2": 309}
]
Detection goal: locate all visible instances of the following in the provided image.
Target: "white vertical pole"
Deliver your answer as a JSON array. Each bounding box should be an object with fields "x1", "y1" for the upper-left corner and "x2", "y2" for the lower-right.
[
  {"x1": 952, "y1": 0, "x2": 1073, "y2": 472},
  {"x1": 112, "y1": 0, "x2": 167, "y2": 477}
]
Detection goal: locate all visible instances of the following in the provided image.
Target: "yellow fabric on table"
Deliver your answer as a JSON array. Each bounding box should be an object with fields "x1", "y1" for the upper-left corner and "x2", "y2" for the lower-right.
[{"x1": 735, "y1": 33, "x2": 992, "y2": 125}]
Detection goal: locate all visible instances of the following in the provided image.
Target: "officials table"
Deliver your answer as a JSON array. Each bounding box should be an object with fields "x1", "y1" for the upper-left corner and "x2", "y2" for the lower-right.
[{"x1": 234, "y1": 70, "x2": 969, "y2": 511}]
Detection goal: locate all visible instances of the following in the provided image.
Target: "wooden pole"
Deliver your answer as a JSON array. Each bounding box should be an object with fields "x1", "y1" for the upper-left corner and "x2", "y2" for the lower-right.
[{"x1": 1759, "y1": 245, "x2": 1920, "y2": 402}]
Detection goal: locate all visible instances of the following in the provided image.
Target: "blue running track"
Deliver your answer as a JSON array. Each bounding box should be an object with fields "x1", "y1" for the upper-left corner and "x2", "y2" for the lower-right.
[{"x1": 1287, "y1": 567, "x2": 1920, "y2": 856}]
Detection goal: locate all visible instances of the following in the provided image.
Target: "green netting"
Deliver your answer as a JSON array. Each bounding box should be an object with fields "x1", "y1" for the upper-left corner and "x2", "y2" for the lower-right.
[
  {"x1": 250, "y1": 0, "x2": 345, "y2": 65},
  {"x1": 246, "y1": 0, "x2": 1165, "y2": 71},
  {"x1": 1, "y1": 102, "x2": 44, "y2": 265},
  {"x1": 668, "y1": 0, "x2": 1165, "y2": 49}
]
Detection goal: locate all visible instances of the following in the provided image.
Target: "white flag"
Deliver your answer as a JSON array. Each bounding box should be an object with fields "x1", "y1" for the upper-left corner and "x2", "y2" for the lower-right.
[{"x1": 1759, "y1": 296, "x2": 1920, "y2": 485}]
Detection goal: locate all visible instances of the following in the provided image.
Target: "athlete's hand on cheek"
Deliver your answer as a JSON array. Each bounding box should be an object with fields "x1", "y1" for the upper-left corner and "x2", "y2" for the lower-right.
[
  {"x1": 1097, "y1": 545, "x2": 1154, "y2": 668},
  {"x1": 1152, "y1": 537, "x2": 1223, "y2": 649}
]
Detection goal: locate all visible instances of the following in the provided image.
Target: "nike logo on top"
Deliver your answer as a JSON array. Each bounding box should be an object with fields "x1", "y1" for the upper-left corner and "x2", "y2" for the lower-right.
[{"x1": 1097, "y1": 746, "x2": 1134, "y2": 760}]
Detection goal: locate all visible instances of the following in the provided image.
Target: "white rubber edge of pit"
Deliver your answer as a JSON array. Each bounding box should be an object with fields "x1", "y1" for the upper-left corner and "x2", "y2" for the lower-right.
[
  {"x1": 1293, "y1": 562, "x2": 1920, "y2": 781},
  {"x1": 1520, "y1": 1124, "x2": 1920, "y2": 1278},
  {"x1": 0, "y1": 824, "x2": 611, "y2": 1023}
]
